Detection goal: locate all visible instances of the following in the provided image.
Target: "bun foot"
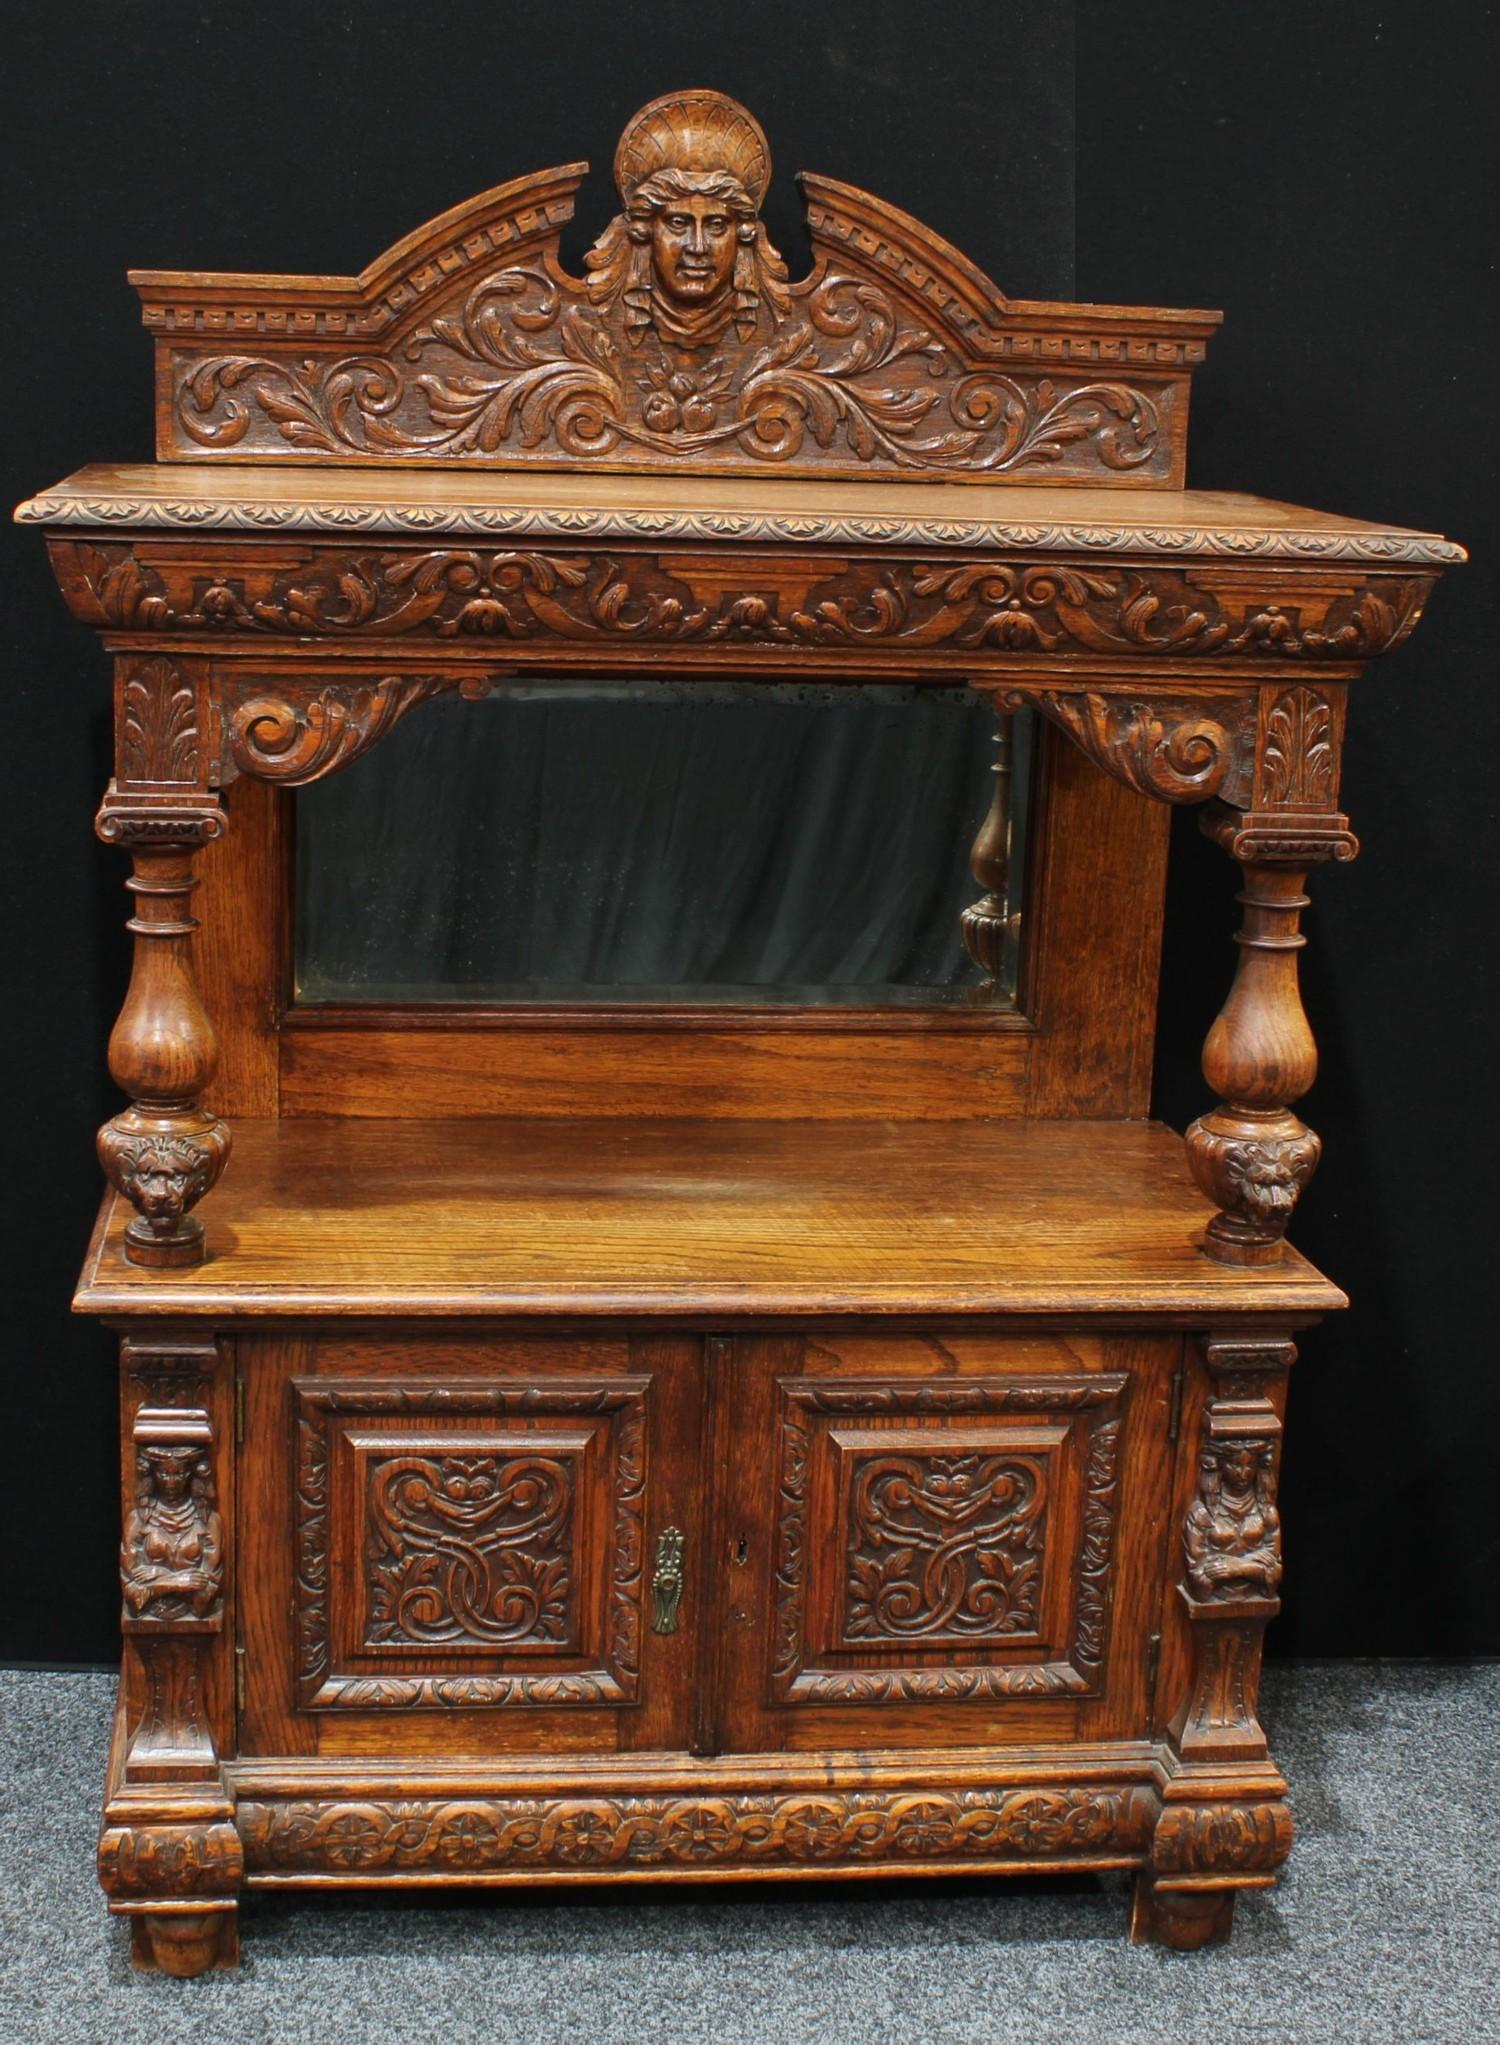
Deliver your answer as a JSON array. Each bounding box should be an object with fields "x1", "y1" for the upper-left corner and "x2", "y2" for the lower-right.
[
  {"x1": 1130, "y1": 1876, "x2": 1236, "y2": 1950},
  {"x1": 127, "y1": 1905, "x2": 238, "y2": 1976}
]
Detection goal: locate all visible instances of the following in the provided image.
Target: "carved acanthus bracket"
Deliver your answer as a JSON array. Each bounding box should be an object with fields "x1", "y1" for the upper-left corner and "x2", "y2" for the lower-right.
[
  {"x1": 987, "y1": 684, "x2": 1253, "y2": 805},
  {"x1": 224, "y1": 674, "x2": 459, "y2": 785}
]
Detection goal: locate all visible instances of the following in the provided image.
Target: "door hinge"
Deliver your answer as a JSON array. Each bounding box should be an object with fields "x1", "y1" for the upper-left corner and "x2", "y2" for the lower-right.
[
  {"x1": 235, "y1": 1374, "x2": 245, "y2": 1447},
  {"x1": 234, "y1": 1642, "x2": 247, "y2": 1720},
  {"x1": 1145, "y1": 1632, "x2": 1161, "y2": 1706},
  {"x1": 1167, "y1": 1365, "x2": 1186, "y2": 1445}
]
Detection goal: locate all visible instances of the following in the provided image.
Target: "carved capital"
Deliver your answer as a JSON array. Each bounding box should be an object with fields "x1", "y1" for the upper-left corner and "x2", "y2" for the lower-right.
[
  {"x1": 95, "y1": 787, "x2": 225, "y2": 847},
  {"x1": 115, "y1": 655, "x2": 208, "y2": 789}
]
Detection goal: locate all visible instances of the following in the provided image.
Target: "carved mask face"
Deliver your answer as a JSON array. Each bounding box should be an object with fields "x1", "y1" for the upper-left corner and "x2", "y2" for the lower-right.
[
  {"x1": 148, "y1": 1450, "x2": 195, "y2": 1502},
  {"x1": 134, "y1": 1151, "x2": 193, "y2": 1220},
  {"x1": 1221, "y1": 1444, "x2": 1261, "y2": 1495},
  {"x1": 650, "y1": 196, "x2": 737, "y2": 305}
]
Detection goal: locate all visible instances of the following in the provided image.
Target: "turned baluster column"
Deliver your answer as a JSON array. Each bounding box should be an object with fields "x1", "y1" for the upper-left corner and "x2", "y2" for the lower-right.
[
  {"x1": 960, "y1": 708, "x2": 1015, "y2": 981},
  {"x1": 1184, "y1": 859, "x2": 1321, "y2": 1263},
  {"x1": 96, "y1": 656, "x2": 230, "y2": 1268},
  {"x1": 1186, "y1": 682, "x2": 1358, "y2": 1265}
]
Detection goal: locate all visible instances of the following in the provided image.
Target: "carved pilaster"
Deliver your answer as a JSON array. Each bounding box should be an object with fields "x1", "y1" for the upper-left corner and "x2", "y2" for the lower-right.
[
  {"x1": 102, "y1": 1336, "x2": 239, "y2": 1974},
  {"x1": 1133, "y1": 1337, "x2": 1296, "y2": 1949},
  {"x1": 960, "y1": 709, "x2": 1015, "y2": 979},
  {"x1": 96, "y1": 655, "x2": 229, "y2": 1268}
]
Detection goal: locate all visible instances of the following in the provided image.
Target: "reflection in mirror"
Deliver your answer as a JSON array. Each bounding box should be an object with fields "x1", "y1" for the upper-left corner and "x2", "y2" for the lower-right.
[{"x1": 293, "y1": 682, "x2": 1031, "y2": 1009}]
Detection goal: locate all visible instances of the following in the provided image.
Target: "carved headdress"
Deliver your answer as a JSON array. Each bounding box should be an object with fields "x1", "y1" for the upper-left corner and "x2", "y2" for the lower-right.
[{"x1": 586, "y1": 88, "x2": 790, "y2": 348}]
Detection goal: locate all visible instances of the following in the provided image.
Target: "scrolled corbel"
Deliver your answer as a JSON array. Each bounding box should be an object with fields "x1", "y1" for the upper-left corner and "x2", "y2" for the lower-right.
[
  {"x1": 986, "y1": 684, "x2": 1253, "y2": 805},
  {"x1": 225, "y1": 674, "x2": 451, "y2": 785}
]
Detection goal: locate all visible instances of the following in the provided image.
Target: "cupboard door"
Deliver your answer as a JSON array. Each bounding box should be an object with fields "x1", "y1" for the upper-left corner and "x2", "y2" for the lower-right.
[
  {"x1": 238, "y1": 1334, "x2": 701, "y2": 1757},
  {"x1": 714, "y1": 1331, "x2": 1177, "y2": 1754}
]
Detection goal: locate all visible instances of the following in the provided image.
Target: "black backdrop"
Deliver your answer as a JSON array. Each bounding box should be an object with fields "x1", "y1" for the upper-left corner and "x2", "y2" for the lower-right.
[{"x1": 3, "y1": 0, "x2": 1495, "y2": 1663}]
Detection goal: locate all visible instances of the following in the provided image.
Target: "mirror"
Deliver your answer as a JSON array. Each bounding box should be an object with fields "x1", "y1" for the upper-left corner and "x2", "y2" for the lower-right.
[{"x1": 293, "y1": 682, "x2": 1030, "y2": 1010}]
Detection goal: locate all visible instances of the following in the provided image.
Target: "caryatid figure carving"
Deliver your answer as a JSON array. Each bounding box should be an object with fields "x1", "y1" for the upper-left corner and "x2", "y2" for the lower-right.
[{"x1": 586, "y1": 88, "x2": 791, "y2": 350}]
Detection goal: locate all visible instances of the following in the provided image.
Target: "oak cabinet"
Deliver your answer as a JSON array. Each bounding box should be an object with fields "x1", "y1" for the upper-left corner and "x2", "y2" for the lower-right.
[{"x1": 20, "y1": 87, "x2": 1459, "y2": 1972}]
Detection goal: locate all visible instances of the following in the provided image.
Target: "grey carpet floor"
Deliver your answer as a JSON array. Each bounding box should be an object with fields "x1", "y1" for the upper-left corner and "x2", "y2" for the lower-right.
[{"x1": 0, "y1": 1663, "x2": 1495, "y2": 2045}]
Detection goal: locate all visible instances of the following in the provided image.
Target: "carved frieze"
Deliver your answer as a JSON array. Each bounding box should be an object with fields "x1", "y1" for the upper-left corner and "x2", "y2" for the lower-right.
[
  {"x1": 240, "y1": 1783, "x2": 1157, "y2": 1876},
  {"x1": 57, "y1": 538, "x2": 1430, "y2": 667}
]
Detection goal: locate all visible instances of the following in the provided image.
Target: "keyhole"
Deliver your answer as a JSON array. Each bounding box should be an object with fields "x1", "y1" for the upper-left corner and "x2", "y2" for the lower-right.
[{"x1": 734, "y1": 1535, "x2": 749, "y2": 1567}]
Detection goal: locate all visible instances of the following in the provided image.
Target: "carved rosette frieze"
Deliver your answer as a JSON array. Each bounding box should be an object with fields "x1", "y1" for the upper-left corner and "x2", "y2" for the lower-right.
[
  {"x1": 240, "y1": 1782, "x2": 1158, "y2": 1877},
  {"x1": 771, "y1": 1376, "x2": 1124, "y2": 1702}
]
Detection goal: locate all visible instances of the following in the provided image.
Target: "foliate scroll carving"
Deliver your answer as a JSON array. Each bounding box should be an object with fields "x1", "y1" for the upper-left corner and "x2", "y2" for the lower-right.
[
  {"x1": 844, "y1": 1453, "x2": 1047, "y2": 1643},
  {"x1": 161, "y1": 90, "x2": 1189, "y2": 483},
  {"x1": 120, "y1": 1406, "x2": 224, "y2": 1630},
  {"x1": 225, "y1": 676, "x2": 451, "y2": 785},
  {"x1": 771, "y1": 1375, "x2": 1124, "y2": 1702},
  {"x1": 367, "y1": 1453, "x2": 577, "y2": 1649},
  {"x1": 240, "y1": 1783, "x2": 1158, "y2": 1876},
  {"x1": 59, "y1": 538, "x2": 1430, "y2": 668},
  {"x1": 295, "y1": 1379, "x2": 645, "y2": 1709}
]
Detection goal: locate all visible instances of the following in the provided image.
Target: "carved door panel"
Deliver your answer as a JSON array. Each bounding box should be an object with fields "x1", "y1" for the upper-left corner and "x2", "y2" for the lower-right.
[
  {"x1": 237, "y1": 1334, "x2": 702, "y2": 1758},
  {"x1": 714, "y1": 1331, "x2": 1179, "y2": 1755}
]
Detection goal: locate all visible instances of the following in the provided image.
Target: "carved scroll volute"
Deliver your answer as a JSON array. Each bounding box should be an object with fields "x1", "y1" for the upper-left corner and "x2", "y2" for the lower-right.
[
  {"x1": 96, "y1": 655, "x2": 230, "y2": 1268},
  {"x1": 985, "y1": 685, "x2": 1252, "y2": 806}
]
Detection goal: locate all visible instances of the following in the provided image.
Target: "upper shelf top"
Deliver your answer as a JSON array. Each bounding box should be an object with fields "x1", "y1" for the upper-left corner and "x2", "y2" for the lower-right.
[
  {"x1": 15, "y1": 463, "x2": 1465, "y2": 567},
  {"x1": 119, "y1": 88, "x2": 1225, "y2": 490}
]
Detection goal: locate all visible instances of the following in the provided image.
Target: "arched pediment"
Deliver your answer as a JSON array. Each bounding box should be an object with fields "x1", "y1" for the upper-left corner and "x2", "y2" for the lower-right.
[{"x1": 133, "y1": 89, "x2": 1219, "y2": 484}]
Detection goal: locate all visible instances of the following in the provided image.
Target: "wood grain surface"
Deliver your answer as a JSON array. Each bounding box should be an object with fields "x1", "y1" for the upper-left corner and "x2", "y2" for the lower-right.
[{"x1": 75, "y1": 1115, "x2": 1344, "y2": 1318}]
